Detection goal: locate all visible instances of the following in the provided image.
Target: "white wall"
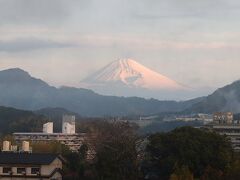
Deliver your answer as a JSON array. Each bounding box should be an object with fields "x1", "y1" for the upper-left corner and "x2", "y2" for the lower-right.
[
  {"x1": 43, "y1": 122, "x2": 53, "y2": 133},
  {"x1": 62, "y1": 115, "x2": 75, "y2": 134}
]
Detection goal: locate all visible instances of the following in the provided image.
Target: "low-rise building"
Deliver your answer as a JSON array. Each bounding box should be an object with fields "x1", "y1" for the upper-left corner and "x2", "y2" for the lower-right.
[
  {"x1": 205, "y1": 112, "x2": 240, "y2": 151},
  {"x1": 13, "y1": 115, "x2": 85, "y2": 152},
  {"x1": 213, "y1": 112, "x2": 233, "y2": 124},
  {"x1": 178, "y1": 114, "x2": 212, "y2": 121},
  {"x1": 13, "y1": 132, "x2": 85, "y2": 152},
  {"x1": 209, "y1": 125, "x2": 240, "y2": 151},
  {"x1": 0, "y1": 152, "x2": 64, "y2": 180}
]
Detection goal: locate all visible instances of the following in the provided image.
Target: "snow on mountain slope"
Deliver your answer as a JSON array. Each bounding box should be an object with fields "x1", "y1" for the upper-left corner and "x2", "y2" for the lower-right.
[{"x1": 81, "y1": 59, "x2": 185, "y2": 90}]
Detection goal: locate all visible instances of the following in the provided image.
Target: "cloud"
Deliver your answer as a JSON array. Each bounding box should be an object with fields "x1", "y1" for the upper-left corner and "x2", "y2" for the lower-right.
[
  {"x1": 0, "y1": 0, "x2": 240, "y2": 95},
  {"x1": 1, "y1": 33, "x2": 238, "y2": 53},
  {"x1": 132, "y1": 0, "x2": 237, "y2": 19},
  {"x1": 0, "y1": 38, "x2": 76, "y2": 52},
  {"x1": 64, "y1": 34, "x2": 240, "y2": 50},
  {"x1": 0, "y1": 0, "x2": 89, "y2": 25}
]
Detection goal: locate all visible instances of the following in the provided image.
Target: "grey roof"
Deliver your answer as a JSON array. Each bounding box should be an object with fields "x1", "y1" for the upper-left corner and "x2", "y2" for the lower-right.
[{"x1": 0, "y1": 153, "x2": 61, "y2": 165}]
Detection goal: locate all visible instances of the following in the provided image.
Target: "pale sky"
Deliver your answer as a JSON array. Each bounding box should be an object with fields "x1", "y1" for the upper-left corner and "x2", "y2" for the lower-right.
[{"x1": 0, "y1": 0, "x2": 240, "y2": 94}]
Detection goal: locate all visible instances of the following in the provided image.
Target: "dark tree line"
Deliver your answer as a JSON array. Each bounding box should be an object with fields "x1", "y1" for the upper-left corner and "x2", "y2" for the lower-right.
[{"x1": 143, "y1": 127, "x2": 233, "y2": 179}]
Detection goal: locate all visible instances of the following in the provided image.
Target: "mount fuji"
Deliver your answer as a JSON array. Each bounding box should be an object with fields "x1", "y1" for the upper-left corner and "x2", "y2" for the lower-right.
[{"x1": 80, "y1": 59, "x2": 192, "y2": 100}]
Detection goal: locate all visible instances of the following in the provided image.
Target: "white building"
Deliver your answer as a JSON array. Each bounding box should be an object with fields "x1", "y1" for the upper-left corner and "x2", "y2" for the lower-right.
[
  {"x1": 62, "y1": 115, "x2": 75, "y2": 134},
  {"x1": 13, "y1": 115, "x2": 83, "y2": 152},
  {"x1": 0, "y1": 152, "x2": 64, "y2": 180},
  {"x1": 43, "y1": 122, "x2": 53, "y2": 134}
]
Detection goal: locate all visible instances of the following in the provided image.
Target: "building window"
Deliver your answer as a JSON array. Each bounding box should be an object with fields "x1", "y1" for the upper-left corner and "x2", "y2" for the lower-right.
[
  {"x1": 31, "y1": 167, "x2": 40, "y2": 175},
  {"x1": 17, "y1": 167, "x2": 26, "y2": 174},
  {"x1": 3, "y1": 167, "x2": 11, "y2": 174}
]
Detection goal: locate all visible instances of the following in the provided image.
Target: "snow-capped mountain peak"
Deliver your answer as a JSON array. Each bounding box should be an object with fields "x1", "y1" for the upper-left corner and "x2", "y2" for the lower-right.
[{"x1": 82, "y1": 58, "x2": 185, "y2": 90}]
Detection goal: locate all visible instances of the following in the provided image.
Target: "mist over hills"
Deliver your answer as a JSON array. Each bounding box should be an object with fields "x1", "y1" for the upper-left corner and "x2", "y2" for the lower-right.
[
  {"x1": 0, "y1": 68, "x2": 202, "y2": 116},
  {"x1": 0, "y1": 68, "x2": 240, "y2": 116},
  {"x1": 35, "y1": 107, "x2": 80, "y2": 120},
  {"x1": 185, "y1": 80, "x2": 240, "y2": 114}
]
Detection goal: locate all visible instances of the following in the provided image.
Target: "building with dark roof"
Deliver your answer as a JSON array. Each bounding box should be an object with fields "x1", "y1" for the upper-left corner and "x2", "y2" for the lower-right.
[{"x1": 0, "y1": 152, "x2": 64, "y2": 180}]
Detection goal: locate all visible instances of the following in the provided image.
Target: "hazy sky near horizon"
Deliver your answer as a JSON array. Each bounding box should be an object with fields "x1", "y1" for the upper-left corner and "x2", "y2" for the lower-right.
[{"x1": 0, "y1": 0, "x2": 240, "y2": 92}]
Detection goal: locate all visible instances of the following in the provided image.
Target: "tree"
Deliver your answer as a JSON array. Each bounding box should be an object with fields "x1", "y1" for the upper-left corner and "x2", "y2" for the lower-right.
[
  {"x1": 88, "y1": 121, "x2": 139, "y2": 180},
  {"x1": 201, "y1": 166, "x2": 223, "y2": 180},
  {"x1": 144, "y1": 126, "x2": 232, "y2": 179},
  {"x1": 31, "y1": 141, "x2": 70, "y2": 154},
  {"x1": 225, "y1": 158, "x2": 240, "y2": 180},
  {"x1": 170, "y1": 165, "x2": 193, "y2": 180}
]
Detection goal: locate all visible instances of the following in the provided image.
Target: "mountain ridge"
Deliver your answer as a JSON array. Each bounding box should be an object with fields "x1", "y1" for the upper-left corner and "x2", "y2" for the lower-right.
[
  {"x1": 185, "y1": 80, "x2": 240, "y2": 113},
  {"x1": 2, "y1": 67, "x2": 240, "y2": 116},
  {"x1": 0, "y1": 68, "x2": 201, "y2": 116}
]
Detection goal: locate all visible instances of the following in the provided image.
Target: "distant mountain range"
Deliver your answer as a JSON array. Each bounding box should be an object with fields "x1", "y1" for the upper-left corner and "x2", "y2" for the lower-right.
[
  {"x1": 80, "y1": 59, "x2": 200, "y2": 100},
  {"x1": 0, "y1": 68, "x2": 202, "y2": 116},
  {"x1": 0, "y1": 68, "x2": 240, "y2": 116}
]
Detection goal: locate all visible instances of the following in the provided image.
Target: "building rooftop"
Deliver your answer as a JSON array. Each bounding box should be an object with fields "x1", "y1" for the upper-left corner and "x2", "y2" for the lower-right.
[
  {"x1": 0, "y1": 152, "x2": 62, "y2": 165},
  {"x1": 13, "y1": 132, "x2": 83, "y2": 135}
]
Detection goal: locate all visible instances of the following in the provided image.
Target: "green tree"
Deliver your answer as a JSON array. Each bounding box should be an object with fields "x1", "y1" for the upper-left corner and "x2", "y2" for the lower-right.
[
  {"x1": 145, "y1": 126, "x2": 232, "y2": 179},
  {"x1": 31, "y1": 141, "x2": 70, "y2": 154}
]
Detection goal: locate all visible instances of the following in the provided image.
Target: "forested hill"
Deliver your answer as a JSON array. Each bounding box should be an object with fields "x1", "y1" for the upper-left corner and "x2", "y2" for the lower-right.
[{"x1": 0, "y1": 106, "x2": 48, "y2": 135}]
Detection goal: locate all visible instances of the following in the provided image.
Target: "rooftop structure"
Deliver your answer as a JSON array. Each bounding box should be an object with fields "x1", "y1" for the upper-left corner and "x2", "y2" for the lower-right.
[
  {"x1": 43, "y1": 122, "x2": 53, "y2": 134},
  {"x1": 62, "y1": 115, "x2": 75, "y2": 134},
  {"x1": 0, "y1": 141, "x2": 64, "y2": 180},
  {"x1": 2, "y1": 141, "x2": 32, "y2": 153}
]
